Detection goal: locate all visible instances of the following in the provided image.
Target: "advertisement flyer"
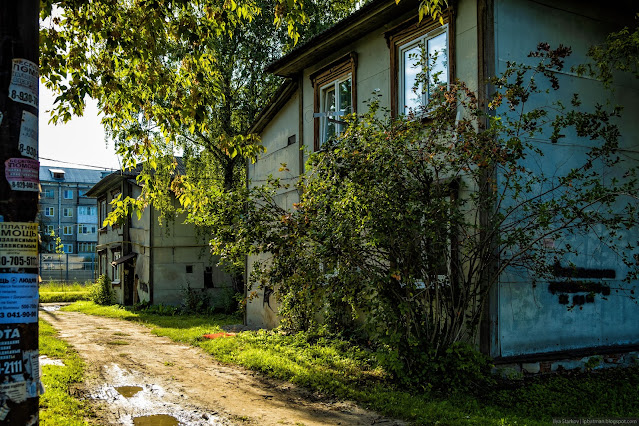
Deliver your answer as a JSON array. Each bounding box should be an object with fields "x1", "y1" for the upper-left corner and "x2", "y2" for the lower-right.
[
  {"x1": 4, "y1": 158, "x2": 39, "y2": 192},
  {"x1": 8, "y1": 59, "x2": 38, "y2": 110},
  {"x1": 18, "y1": 111, "x2": 38, "y2": 160},
  {"x1": 0, "y1": 274, "x2": 38, "y2": 325},
  {"x1": 0, "y1": 223, "x2": 38, "y2": 268}
]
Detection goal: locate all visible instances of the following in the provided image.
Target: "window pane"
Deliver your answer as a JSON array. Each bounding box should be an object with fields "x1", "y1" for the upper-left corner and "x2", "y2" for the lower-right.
[
  {"x1": 339, "y1": 78, "x2": 352, "y2": 114},
  {"x1": 403, "y1": 44, "x2": 423, "y2": 114},
  {"x1": 323, "y1": 86, "x2": 336, "y2": 143},
  {"x1": 427, "y1": 32, "x2": 447, "y2": 100}
]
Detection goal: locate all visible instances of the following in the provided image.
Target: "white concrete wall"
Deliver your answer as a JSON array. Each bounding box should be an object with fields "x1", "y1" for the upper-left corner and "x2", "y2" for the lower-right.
[{"x1": 246, "y1": 0, "x2": 479, "y2": 328}]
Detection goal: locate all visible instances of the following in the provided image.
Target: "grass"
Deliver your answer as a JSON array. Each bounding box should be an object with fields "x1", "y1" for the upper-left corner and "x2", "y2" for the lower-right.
[
  {"x1": 40, "y1": 281, "x2": 91, "y2": 303},
  {"x1": 64, "y1": 301, "x2": 639, "y2": 425},
  {"x1": 39, "y1": 319, "x2": 94, "y2": 425}
]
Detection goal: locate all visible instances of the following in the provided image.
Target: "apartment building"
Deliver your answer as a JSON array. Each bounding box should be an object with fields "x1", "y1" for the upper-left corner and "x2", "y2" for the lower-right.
[{"x1": 39, "y1": 166, "x2": 109, "y2": 257}]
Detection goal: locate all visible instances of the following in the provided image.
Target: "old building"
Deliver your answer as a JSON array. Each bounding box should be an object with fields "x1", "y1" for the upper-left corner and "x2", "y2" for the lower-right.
[
  {"x1": 86, "y1": 161, "x2": 232, "y2": 306},
  {"x1": 246, "y1": 0, "x2": 639, "y2": 367}
]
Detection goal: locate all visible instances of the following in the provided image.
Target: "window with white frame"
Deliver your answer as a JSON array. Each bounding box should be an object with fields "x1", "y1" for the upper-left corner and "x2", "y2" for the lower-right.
[
  {"x1": 78, "y1": 206, "x2": 97, "y2": 216},
  {"x1": 112, "y1": 250, "x2": 122, "y2": 282},
  {"x1": 43, "y1": 189, "x2": 54, "y2": 198},
  {"x1": 393, "y1": 23, "x2": 449, "y2": 116},
  {"x1": 63, "y1": 244, "x2": 73, "y2": 254},
  {"x1": 45, "y1": 225, "x2": 55, "y2": 234},
  {"x1": 78, "y1": 242, "x2": 96, "y2": 253},
  {"x1": 311, "y1": 53, "x2": 357, "y2": 151},
  {"x1": 63, "y1": 189, "x2": 73, "y2": 199},
  {"x1": 63, "y1": 226, "x2": 73, "y2": 235},
  {"x1": 63, "y1": 207, "x2": 73, "y2": 217},
  {"x1": 44, "y1": 207, "x2": 55, "y2": 217},
  {"x1": 319, "y1": 75, "x2": 352, "y2": 145},
  {"x1": 78, "y1": 224, "x2": 97, "y2": 234}
]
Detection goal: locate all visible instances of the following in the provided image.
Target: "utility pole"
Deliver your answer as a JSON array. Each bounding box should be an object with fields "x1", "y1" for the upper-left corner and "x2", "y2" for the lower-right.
[{"x1": 0, "y1": 2, "x2": 41, "y2": 424}]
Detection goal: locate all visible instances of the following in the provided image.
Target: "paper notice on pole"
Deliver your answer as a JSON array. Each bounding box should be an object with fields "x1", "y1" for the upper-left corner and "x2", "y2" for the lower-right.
[
  {"x1": 18, "y1": 111, "x2": 38, "y2": 160},
  {"x1": 4, "y1": 158, "x2": 39, "y2": 192},
  {"x1": 0, "y1": 223, "x2": 38, "y2": 267},
  {"x1": 0, "y1": 274, "x2": 38, "y2": 324},
  {"x1": 8, "y1": 59, "x2": 38, "y2": 110}
]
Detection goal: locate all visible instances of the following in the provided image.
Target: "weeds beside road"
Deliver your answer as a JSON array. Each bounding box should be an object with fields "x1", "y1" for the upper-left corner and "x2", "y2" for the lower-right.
[
  {"x1": 64, "y1": 301, "x2": 639, "y2": 425},
  {"x1": 39, "y1": 319, "x2": 94, "y2": 425}
]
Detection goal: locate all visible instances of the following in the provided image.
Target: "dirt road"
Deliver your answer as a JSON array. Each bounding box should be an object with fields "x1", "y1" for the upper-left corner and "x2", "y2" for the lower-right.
[{"x1": 40, "y1": 307, "x2": 403, "y2": 426}]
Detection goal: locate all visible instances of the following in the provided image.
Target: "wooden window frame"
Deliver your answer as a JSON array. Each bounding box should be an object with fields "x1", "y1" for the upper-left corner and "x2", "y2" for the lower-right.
[
  {"x1": 310, "y1": 52, "x2": 358, "y2": 151},
  {"x1": 388, "y1": 11, "x2": 456, "y2": 118}
]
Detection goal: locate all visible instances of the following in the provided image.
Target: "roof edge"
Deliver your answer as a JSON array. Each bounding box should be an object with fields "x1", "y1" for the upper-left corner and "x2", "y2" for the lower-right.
[{"x1": 249, "y1": 79, "x2": 299, "y2": 135}]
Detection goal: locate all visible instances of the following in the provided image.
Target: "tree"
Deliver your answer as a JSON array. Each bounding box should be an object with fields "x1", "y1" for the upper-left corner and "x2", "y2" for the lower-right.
[
  {"x1": 40, "y1": 0, "x2": 360, "y2": 293},
  {"x1": 208, "y1": 44, "x2": 639, "y2": 386}
]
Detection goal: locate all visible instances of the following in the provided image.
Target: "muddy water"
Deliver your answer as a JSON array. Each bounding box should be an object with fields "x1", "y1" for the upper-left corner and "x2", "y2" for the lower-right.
[
  {"x1": 88, "y1": 364, "x2": 226, "y2": 425},
  {"x1": 133, "y1": 414, "x2": 179, "y2": 426},
  {"x1": 115, "y1": 385, "x2": 143, "y2": 398}
]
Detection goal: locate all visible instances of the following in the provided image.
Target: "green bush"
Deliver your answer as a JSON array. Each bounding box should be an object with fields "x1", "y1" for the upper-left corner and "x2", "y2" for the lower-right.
[
  {"x1": 89, "y1": 274, "x2": 115, "y2": 305},
  {"x1": 180, "y1": 284, "x2": 211, "y2": 314},
  {"x1": 378, "y1": 342, "x2": 494, "y2": 394}
]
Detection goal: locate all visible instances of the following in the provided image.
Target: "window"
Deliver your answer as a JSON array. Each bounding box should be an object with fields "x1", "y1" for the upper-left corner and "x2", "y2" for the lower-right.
[
  {"x1": 79, "y1": 190, "x2": 88, "y2": 198},
  {"x1": 78, "y1": 206, "x2": 97, "y2": 216},
  {"x1": 311, "y1": 52, "x2": 357, "y2": 151},
  {"x1": 99, "y1": 251, "x2": 107, "y2": 276},
  {"x1": 319, "y1": 76, "x2": 352, "y2": 145},
  {"x1": 112, "y1": 250, "x2": 122, "y2": 282},
  {"x1": 398, "y1": 27, "x2": 447, "y2": 115},
  {"x1": 78, "y1": 224, "x2": 97, "y2": 234},
  {"x1": 99, "y1": 199, "x2": 107, "y2": 227},
  {"x1": 63, "y1": 189, "x2": 73, "y2": 199},
  {"x1": 204, "y1": 267, "x2": 213, "y2": 289},
  {"x1": 63, "y1": 208, "x2": 73, "y2": 217},
  {"x1": 389, "y1": 18, "x2": 452, "y2": 117},
  {"x1": 43, "y1": 189, "x2": 54, "y2": 198},
  {"x1": 78, "y1": 243, "x2": 96, "y2": 253},
  {"x1": 45, "y1": 225, "x2": 55, "y2": 234},
  {"x1": 44, "y1": 207, "x2": 54, "y2": 217},
  {"x1": 63, "y1": 244, "x2": 73, "y2": 254},
  {"x1": 63, "y1": 226, "x2": 73, "y2": 235}
]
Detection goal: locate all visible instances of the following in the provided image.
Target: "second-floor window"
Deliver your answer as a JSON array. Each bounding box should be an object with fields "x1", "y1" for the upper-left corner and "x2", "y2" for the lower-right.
[
  {"x1": 63, "y1": 208, "x2": 73, "y2": 217},
  {"x1": 311, "y1": 52, "x2": 357, "y2": 151},
  {"x1": 63, "y1": 189, "x2": 74, "y2": 199},
  {"x1": 398, "y1": 26, "x2": 448, "y2": 115},
  {"x1": 45, "y1": 225, "x2": 55, "y2": 234},
  {"x1": 44, "y1": 189, "x2": 54, "y2": 198},
  {"x1": 63, "y1": 226, "x2": 73, "y2": 235},
  {"x1": 319, "y1": 76, "x2": 352, "y2": 145},
  {"x1": 99, "y1": 199, "x2": 107, "y2": 227},
  {"x1": 45, "y1": 207, "x2": 54, "y2": 217},
  {"x1": 63, "y1": 244, "x2": 73, "y2": 254}
]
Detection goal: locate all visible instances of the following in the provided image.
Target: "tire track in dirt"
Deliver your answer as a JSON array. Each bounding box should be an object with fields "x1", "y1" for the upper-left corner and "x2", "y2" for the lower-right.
[{"x1": 40, "y1": 307, "x2": 404, "y2": 425}]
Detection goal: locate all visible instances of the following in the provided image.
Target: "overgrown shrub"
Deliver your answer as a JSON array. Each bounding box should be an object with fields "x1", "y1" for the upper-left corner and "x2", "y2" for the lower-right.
[
  {"x1": 208, "y1": 45, "x2": 639, "y2": 387},
  {"x1": 89, "y1": 274, "x2": 115, "y2": 305},
  {"x1": 180, "y1": 284, "x2": 211, "y2": 314}
]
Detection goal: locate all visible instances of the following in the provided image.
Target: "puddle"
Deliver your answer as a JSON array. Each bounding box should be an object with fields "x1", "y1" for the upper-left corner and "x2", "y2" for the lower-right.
[
  {"x1": 115, "y1": 385, "x2": 143, "y2": 398},
  {"x1": 133, "y1": 414, "x2": 179, "y2": 426},
  {"x1": 41, "y1": 305, "x2": 61, "y2": 312},
  {"x1": 88, "y1": 364, "x2": 227, "y2": 425}
]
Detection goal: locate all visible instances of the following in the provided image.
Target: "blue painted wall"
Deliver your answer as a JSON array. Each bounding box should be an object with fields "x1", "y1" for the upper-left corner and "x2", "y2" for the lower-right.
[{"x1": 492, "y1": 0, "x2": 639, "y2": 357}]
